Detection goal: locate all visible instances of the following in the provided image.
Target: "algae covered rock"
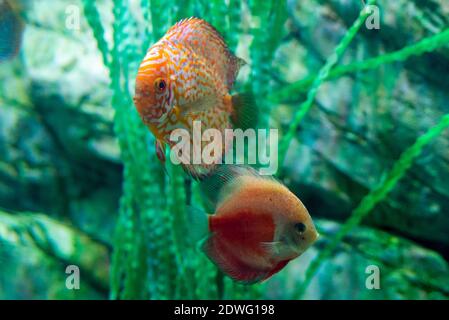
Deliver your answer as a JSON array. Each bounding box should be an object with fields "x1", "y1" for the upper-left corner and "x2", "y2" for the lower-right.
[
  {"x1": 0, "y1": 210, "x2": 109, "y2": 299},
  {"x1": 273, "y1": 0, "x2": 449, "y2": 252},
  {"x1": 0, "y1": 0, "x2": 122, "y2": 244}
]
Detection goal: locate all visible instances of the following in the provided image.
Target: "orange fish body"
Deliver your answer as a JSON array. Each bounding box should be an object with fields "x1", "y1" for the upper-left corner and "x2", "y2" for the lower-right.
[
  {"x1": 193, "y1": 167, "x2": 319, "y2": 283},
  {"x1": 134, "y1": 18, "x2": 251, "y2": 178}
]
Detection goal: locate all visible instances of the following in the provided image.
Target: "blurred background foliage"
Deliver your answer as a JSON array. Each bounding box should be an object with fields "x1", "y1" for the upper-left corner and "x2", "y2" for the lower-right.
[{"x1": 0, "y1": 0, "x2": 449, "y2": 299}]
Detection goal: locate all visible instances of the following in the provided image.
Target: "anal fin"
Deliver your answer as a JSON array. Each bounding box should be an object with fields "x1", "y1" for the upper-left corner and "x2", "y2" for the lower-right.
[
  {"x1": 202, "y1": 235, "x2": 269, "y2": 284},
  {"x1": 262, "y1": 260, "x2": 290, "y2": 281}
]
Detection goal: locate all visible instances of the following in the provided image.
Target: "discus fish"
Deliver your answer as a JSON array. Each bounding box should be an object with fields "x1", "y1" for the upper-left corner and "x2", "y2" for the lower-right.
[
  {"x1": 134, "y1": 17, "x2": 256, "y2": 179},
  {"x1": 188, "y1": 166, "x2": 319, "y2": 283},
  {"x1": 0, "y1": 0, "x2": 25, "y2": 63}
]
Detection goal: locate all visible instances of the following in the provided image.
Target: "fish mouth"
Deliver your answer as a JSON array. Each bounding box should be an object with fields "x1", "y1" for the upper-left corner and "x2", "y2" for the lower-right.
[{"x1": 291, "y1": 230, "x2": 319, "y2": 254}]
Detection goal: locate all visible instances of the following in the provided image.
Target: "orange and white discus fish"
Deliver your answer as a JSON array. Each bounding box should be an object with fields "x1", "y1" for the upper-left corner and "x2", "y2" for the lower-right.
[
  {"x1": 189, "y1": 166, "x2": 319, "y2": 283},
  {"x1": 134, "y1": 17, "x2": 255, "y2": 179}
]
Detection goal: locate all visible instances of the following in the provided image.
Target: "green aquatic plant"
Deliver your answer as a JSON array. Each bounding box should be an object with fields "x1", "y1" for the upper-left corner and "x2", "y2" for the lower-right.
[
  {"x1": 84, "y1": 0, "x2": 170, "y2": 299},
  {"x1": 269, "y1": 26, "x2": 449, "y2": 103},
  {"x1": 248, "y1": 0, "x2": 288, "y2": 126},
  {"x1": 82, "y1": 2, "x2": 111, "y2": 68},
  {"x1": 266, "y1": 0, "x2": 449, "y2": 298},
  {"x1": 270, "y1": 1, "x2": 449, "y2": 298},
  {"x1": 82, "y1": 0, "x2": 270, "y2": 300},
  {"x1": 278, "y1": 0, "x2": 377, "y2": 168}
]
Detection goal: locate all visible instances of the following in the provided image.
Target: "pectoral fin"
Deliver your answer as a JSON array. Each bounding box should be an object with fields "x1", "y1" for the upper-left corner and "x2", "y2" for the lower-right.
[
  {"x1": 260, "y1": 241, "x2": 293, "y2": 260},
  {"x1": 260, "y1": 241, "x2": 283, "y2": 256}
]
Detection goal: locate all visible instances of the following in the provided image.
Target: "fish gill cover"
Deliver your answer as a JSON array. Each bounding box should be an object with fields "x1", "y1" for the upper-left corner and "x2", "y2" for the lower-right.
[{"x1": 0, "y1": 0, "x2": 449, "y2": 299}]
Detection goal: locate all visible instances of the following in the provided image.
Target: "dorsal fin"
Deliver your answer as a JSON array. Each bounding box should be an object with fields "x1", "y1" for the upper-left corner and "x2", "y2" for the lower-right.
[{"x1": 199, "y1": 165, "x2": 272, "y2": 210}]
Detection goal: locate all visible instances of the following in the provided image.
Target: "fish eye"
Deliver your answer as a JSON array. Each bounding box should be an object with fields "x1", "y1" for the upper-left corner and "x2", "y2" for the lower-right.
[
  {"x1": 155, "y1": 78, "x2": 166, "y2": 92},
  {"x1": 294, "y1": 222, "x2": 306, "y2": 233}
]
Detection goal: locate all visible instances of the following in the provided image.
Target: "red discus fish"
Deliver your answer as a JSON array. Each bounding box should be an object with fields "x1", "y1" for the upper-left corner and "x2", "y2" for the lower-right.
[
  {"x1": 189, "y1": 166, "x2": 319, "y2": 283},
  {"x1": 134, "y1": 17, "x2": 256, "y2": 179}
]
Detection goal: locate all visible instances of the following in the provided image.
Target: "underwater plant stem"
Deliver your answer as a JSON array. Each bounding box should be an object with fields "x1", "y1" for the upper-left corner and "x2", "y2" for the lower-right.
[
  {"x1": 82, "y1": 0, "x2": 111, "y2": 68},
  {"x1": 277, "y1": 0, "x2": 376, "y2": 171},
  {"x1": 227, "y1": 0, "x2": 241, "y2": 51},
  {"x1": 248, "y1": 0, "x2": 288, "y2": 128},
  {"x1": 109, "y1": 0, "x2": 136, "y2": 300},
  {"x1": 140, "y1": 0, "x2": 151, "y2": 46},
  {"x1": 269, "y1": 27, "x2": 449, "y2": 102},
  {"x1": 85, "y1": 0, "x2": 170, "y2": 299},
  {"x1": 216, "y1": 272, "x2": 225, "y2": 300},
  {"x1": 83, "y1": 0, "x2": 133, "y2": 299},
  {"x1": 297, "y1": 113, "x2": 449, "y2": 298},
  {"x1": 150, "y1": 0, "x2": 171, "y2": 41},
  {"x1": 185, "y1": 178, "x2": 192, "y2": 206}
]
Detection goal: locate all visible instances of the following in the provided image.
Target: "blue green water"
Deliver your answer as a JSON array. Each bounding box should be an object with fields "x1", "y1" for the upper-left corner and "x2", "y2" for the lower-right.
[{"x1": 0, "y1": 0, "x2": 448, "y2": 300}]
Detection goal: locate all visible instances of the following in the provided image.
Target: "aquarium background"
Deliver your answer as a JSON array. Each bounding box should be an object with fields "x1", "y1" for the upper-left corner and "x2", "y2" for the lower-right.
[{"x1": 1, "y1": 0, "x2": 449, "y2": 300}]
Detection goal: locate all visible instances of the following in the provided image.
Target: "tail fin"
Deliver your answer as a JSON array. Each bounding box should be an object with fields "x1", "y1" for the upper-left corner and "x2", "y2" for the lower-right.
[
  {"x1": 181, "y1": 163, "x2": 213, "y2": 181},
  {"x1": 186, "y1": 206, "x2": 209, "y2": 246},
  {"x1": 231, "y1": 92, "x2": 258, "y2": 130}
]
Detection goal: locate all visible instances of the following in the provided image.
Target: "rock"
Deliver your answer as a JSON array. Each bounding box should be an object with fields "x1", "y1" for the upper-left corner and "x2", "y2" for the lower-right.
[
  {"x1": 273, "y1": 0, "x2": 449, "y2": 253},
  {"x1": 22, "y1": 0, "x2": 119, "y2": 163},
  {"x1": 0, "y1": 210, "x2": 109, "y2": 299},
  {"x1": 0, "y1": 0, "x2": 122, "y2": 244}
]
